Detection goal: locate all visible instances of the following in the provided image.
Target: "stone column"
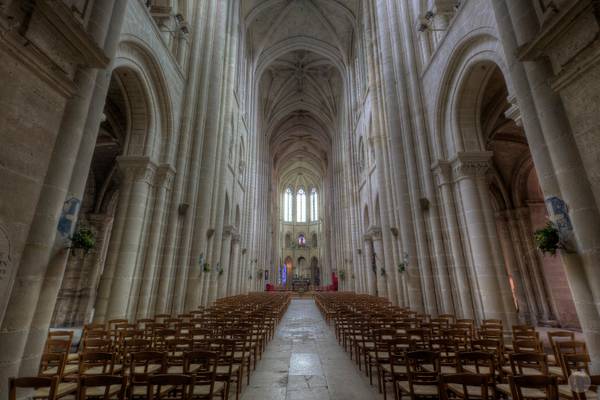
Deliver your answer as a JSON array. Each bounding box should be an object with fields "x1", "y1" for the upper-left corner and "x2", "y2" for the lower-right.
[
  {"x1": 216, "y1": 225, "x2": 233, "y2": 299},
  {"x1": 228, "y1": 234, "x2": 241, "y2": 296},
  {"x1": 432, "y1": 161, "x2": 475, "y2": 319},
  {"x1": 452, "y1": 152, "x2": 517, "y2": 326},
  {"x1": 370, "y1": 228, "x2": 388, "y2": 298},
  {"x1": 496, "y1": 211, "x2": 533, "y2": 323},
  {"x1": 363, "y1": 235, "x2": 376, "y2": 295},
  {"x1": 135, "y1": 164, "x2": 174, "y2": 318},
  {"x1": 513, "y1": 207, "x2": 554, "y2": 321},
  {"x1": 103, "y1": 156, "x2": 156, "y2": 320},
  {"x1": 492, "y1": 0, "x2": 600, "y2": 368}
]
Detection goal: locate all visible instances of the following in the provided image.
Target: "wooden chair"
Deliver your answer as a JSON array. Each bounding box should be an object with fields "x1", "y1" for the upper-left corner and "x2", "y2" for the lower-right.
[
  {"x1": 509, "y1": 374, "x2": 559, "y2": 400},
  {"x1": 147, "y1": 374, "x2": 191, "y2": 400},
  {"x1": 186, "y1": 351, "x2": 225, "y2": 399},
  {"x1": 441, "y1": 373, "x2": 491, "y2": 400},
  {"x1": 9, "y1": 376, "x2": 59, "y2": 400},
  {"x1": 547, "y1": 331, "x2": 576, "y2": 366},
  {"x1": 128, "y1": 351, "x2": 166, "y2": 399},
  {"x1": 222, "y1": 329, "x2": 248, "y2": 400},
  {"x1": 78, "y1": 374, "x2": 127, "y2": 399},
  {"x1": 497, "y1": 353, "x2": 548, "y2": 397},
  {"x1": 398, "y1": 350, "x2": 442, "y2": 399},
  {"x1": 77, "y1": 351, "x2": 117, "y2": 376},
  {"x1": 558, "y1": 353, "x2": 595, "y2": 399}
]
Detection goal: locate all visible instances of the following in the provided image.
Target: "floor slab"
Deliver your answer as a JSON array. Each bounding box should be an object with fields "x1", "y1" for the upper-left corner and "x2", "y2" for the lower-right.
[{"x1": 240, "y1": 298, "x2": 384, "y2": 400}]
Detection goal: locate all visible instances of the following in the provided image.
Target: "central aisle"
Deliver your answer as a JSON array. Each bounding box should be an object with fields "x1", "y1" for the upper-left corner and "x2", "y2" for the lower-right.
[{"x1": 241, "y1": 298, "x2": 382, "y2": 400}]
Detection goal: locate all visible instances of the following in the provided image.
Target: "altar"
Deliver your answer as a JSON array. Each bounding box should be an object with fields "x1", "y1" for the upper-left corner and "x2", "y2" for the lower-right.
[{"x1": 291, "y1": 278, "x2": 310, "y2": 291}]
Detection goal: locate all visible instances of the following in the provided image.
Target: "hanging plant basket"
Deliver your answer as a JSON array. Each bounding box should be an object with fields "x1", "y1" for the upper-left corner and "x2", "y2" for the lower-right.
[
  {"x1": 339, "y1": 270, "x2": 346, "y2": 281},
  {"x1": 534, "y1": 222, "x2": 562, "y2": 256},
  {"x1": 380, "y1": 267, "x2": 387, "y2": 277},
  {"x1": 398, "y1": 262, "x2": 406, "y2": 273},
  {"x1": 70, "y1": 228, "x2": 95, "y2": 254},
  {"x1": 202, "y1": 263, "x2": 211, "y2": 273}
]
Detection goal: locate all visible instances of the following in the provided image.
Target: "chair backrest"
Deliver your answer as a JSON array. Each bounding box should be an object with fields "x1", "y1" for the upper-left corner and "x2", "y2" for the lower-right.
[
  {"x1": 129, "y1": 351, "x2": 166, "y2": 383},
  {"x1": 78, "y1": 374, "x2": 127, "y2": 400},
  {"x1": 457, "y1": 351, "x2": 496, "y2": 376},
  {"x1": 441, "y1": 373, "x2": 489, "y2": 400},
  {"x1": 39, "y1": 352, "x2": 67, "y2": 378},
  {"x1": 79, "y1": 352, "x2": 115, "y2": 375},
  {"x1": 471, "y1": 339, "x2": 502, "y2": 363},
  {"x1": 509, "y1": 352, "x2": 548, "y2": 375},
  {"x1": 562, "y1": 353, "x2": 591, "y2": 377},
  {"x1": 147, "y1": 374, "x2": 192, "y2": 399},
  {"x1": 185, "y1": 351, "x2": 218, "y2": 397},
  {"x1": 513, "y1": 339, "x2": 543, "y2": 353},
  {"x1": 44, "y1": 339, "x2": 71, "y2": 354},
  {"x1": 510, "y1": 375, "x2": 558, "y2": 400},
  {"x1": 406, "y1": 351, "x2": 441, "y2": 397},
  {"x1": 9, "y1": 376, "x2": 59, "y2": 400}
]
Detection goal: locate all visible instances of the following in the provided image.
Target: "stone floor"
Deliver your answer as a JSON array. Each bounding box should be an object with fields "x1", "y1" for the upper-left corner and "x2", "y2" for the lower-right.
[{"x1": 239, "y1": 298, "x2": 384, "y2": 400}]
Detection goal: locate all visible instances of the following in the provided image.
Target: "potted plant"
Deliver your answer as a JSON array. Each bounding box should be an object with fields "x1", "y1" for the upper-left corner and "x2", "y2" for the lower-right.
[
  {"x1": 339, "y1": 270, "x2": 346, "y2": 281},
  {"x1": 380, "y1": 267, "x2": 386, "y2": 277},
  {"x1": 217, "y1": 263, "x2": 224, "y2": 276},
  {"x1": 70, "y1": 227, "x2": 95, "y2": 254},
  {"x1": 534, "y1": 222, "x2": 562, "y2": 255},
  {"x1": 398, "y1": 262, "x2": 406, "y2": 273},
  {"x1": 203, "y1": 263, "x2": 211, "y2": 273}
]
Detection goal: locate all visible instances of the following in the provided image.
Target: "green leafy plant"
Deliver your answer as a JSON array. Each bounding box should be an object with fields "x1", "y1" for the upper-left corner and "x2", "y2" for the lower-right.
[
  {"x1": 257, "y1": 270, "x2": 263, "y2": 279},
  {"x1": 398, "y1": 262, "x2": 406, "y2": 273},
  {"x1": 70, "y1": 228, "x2": 95, "y2": 253},
  {"x1": 380, "y1": 267, "x2": 387, "y2": 277},
  {"x1": 203, "y1": 263, "x2": 211, "y2": 273},
  {"x1": 248, "y1": 274, "x2": 253, "y2": 280},
  {"x1": 534, "y1": 222, "x2": 561, "y2": 255},
  {"x1": 217, "y1": 264, "x2": 224, "y2": 276},
  {"x1": 339, "y1": 270, "x2": 346, "y2": 281},
  {"x1": 351, "y1": 273, "x2": 355, "y2": 280}
]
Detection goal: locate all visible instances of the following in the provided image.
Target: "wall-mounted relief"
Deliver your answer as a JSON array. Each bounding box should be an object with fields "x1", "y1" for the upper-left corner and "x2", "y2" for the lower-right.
[
  {"x1": 57, "y1": 197, "x2": 81, "y2": 240},
  {"x1": 0, "y1": 224, "x2": 13, "y2": 322}
]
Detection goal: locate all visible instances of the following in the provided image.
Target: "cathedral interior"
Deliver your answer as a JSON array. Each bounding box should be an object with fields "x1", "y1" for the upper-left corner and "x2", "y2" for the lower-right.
[{"x1": 1, "y1": 0, "x2": 600, "y2": 399}]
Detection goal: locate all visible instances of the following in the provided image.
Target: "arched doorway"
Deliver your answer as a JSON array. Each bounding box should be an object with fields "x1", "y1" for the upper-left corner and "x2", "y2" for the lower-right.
[{"x1": 449, "y1": 61, "x2": 578, "y2": 328}]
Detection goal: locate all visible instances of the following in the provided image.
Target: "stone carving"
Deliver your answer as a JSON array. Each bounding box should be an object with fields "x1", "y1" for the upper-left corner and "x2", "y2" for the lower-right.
[
  {"x1": 57, "y1": 197, "x2": 81, "y2": 238},
  {"x1": 117, "y1": 156, "x2": 157, "y2": 184},
  {"x1": 451, "y1": 152, "x2": 493, "y2": 181}
]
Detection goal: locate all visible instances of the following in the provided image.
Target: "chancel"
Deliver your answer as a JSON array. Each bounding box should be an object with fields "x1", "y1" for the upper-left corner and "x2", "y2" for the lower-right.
[{"x1": 1, "y1": 0, "x2": 600, "y2": 399}]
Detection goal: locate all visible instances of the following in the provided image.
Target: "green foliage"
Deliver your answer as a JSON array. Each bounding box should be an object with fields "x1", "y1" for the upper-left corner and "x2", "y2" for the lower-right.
[
  {"x1": 339, "y1": 270, "x2": 346, "y2": 281},
  {"x1": 203, "y1": 263, "x2": 211, "y2": 273},
  {"x1": 398, "y1": 262, "x2": 406, "y2": 273},
  {"x1": 534, "y1": 222, "x2": 561, "y2": 255},
  {"x1": 70, "y1": 228, "x2": 95, "y2": 253},
  {"x1": 380, "y1": 267, "x2": 386, "y2": 277}
]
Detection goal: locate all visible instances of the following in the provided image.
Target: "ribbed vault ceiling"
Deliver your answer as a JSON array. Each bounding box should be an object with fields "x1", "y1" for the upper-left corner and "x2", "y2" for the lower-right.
[{"x1": 244, "y1": 0, "x2": 358, "y2": 178}]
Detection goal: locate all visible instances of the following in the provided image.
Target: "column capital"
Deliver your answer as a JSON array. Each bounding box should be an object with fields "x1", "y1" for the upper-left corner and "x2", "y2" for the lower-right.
[
  {"x1": 117, "y1": 156, "x2": 157, "y2": 184},
  {"x1": 432, "y1": 160, "x2": 452, "y2": 186},
  {"x1": 156, "y1": 164, "x2": 176, "y2": 189},
  {"x1": 505, "y1": 95, "x2": 523, "y2": 127},
  {"x1": 451, "y1": 151, "x2": 493, "y2": 181}
]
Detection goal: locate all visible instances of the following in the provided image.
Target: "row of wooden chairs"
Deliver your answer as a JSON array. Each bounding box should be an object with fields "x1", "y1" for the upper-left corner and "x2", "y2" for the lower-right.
[
  {"x1": 10, "y1": 293, "x2": 291, "y2": 400},
  {"x1": 315, "y1": 292, "x2": 594, "y2": 400}
]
